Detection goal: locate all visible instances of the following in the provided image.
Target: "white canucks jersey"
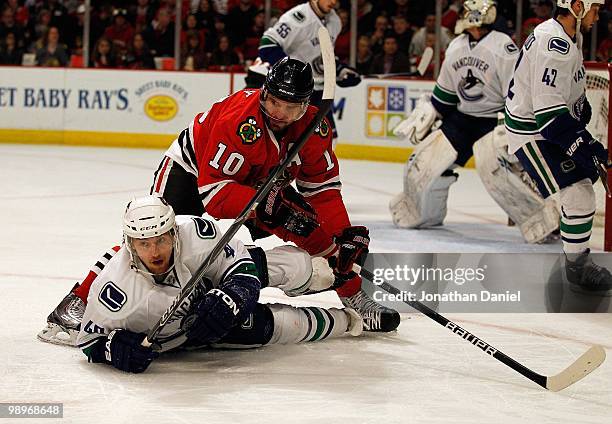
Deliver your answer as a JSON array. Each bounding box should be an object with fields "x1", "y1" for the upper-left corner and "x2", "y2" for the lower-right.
[
  {"x1": 505, "y1": 19, "x2": 587, "y2": 153},
  {"x1": 260, "y1": 2, "x2": 341, "y2": 90},
  {"x1": 432, "y1": 30, "x2": 518, "y2": 118},
  {"x1": 76, "y1": 215, "x2": 258, "y2": 353}
]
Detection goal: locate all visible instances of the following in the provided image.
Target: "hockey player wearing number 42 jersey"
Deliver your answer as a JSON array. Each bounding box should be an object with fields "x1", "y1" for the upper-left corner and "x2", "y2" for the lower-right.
[
  {"x1": 504, "y1": 0, "x2": 612, "y2": 295},
  {"x1": 390, "y1": 1, "x2": 561, "y2": 244},
  {"x1": 39, "y1": 58, "x2": 400, "y2": 346}
]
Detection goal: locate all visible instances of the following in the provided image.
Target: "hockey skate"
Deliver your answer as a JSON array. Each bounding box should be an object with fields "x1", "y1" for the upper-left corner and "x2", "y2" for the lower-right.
[
  {"x1": 37, "y1": 283, "x2": 85, "y2": 346},
  {"x1": 341, "y1": 289, "x2": 400, "y2": 332},
  {"x1": 565, "y1": 249, "x2": 612, "y2": 296}
]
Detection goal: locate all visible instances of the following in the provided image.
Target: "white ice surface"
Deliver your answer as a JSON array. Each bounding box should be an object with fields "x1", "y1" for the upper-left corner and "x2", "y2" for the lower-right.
[{"x1": 1, "y1": 144, "x2": 610, "y2": 423}]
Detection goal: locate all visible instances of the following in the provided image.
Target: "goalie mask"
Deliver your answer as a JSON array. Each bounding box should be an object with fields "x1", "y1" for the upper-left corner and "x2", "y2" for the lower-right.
[
  {"x1": 455, "y1": 0, "x2": 497, "y2": 34},
  {"x1": 123, "y1": 195, "x2": 179, "y2": 277}
]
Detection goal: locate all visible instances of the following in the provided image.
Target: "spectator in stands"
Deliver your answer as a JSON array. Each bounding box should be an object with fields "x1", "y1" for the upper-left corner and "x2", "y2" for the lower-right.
[
  {"x1": 441, "y1": 0, "x2": 462, "y2": 32},
  {"x1": 1, "y1": 6, "x2": 25, "y2": 49},
  {"x1": 335, "y1": 8, "x2": 351, "y2": 63},
  {"x1": 521, "y1": 0, "x2": 553, "y2": 39},
  {"x1": 90, "y1": 4, "x2": 113, "y2": 47},
  {"x1": 143, "y1": 7, "x2": 175, "y2": 57},
  {"x1": 225, "y1": 0, "x2": 258, "y2": 47},
  {"x1": 5, "y1": 0, "x2": 29, "y2": 29},
  {"x1": 205, "y1": 14, "x2": 226, "y2": 52},
  {"x1": 0, "y1": 30, "x2": 23, "y2": 65},
  {"x1": 181, "y1": 13, "x2": 205, "y2": 48},
  {"x1": 357, "y1": 0, "x2": 378, "y2": 35},
  {"x1": 104, "y1": 9, "x2": 134, "y2": 52},
  {"x1": 181, "y1": 30, "x2": 208, "y2": 70},
  {"x1": 243, "y1": 9, "x2": 265, "y2": 61},
  {"x1": 385, "y1": 0, "x2": 431, "y2": 28},
  {"x1": 195, "y1": 0, "x2": 217, "y2": 33},
  {"x1": 355, "y1": 34, "x2": 373, "y2": 75},
  {"x1": 369, "y1": 34, "x2": 410, "y2": 75},
  {"x1": 596, "y1": 19, "x2": 612, "y2": 62},
  {"x1": 368, "y1": 14, "x2": 389, "y2": 55},
  {"x1": 391, "y1": 15, "x2": 413, "y2": 53},
  {"x1": 32, "y1": 8, "x2": 51, "y2": 50},
  {"x1": 208, "y1": 34, "x2": 241, "y2": 71},
  {"x1": 35, "y1": 26, "x2": 68, "y2": 67},
  {"x1": 130, "y1": 0, "x2": 157, "y2": 33},
  {"x1": 123, "y1": 32, "x2": 155, "y2": 69},
  {"x1": 91, "y1": 36, "x2": 116, "y2": 68},
  {"x1": 409, "y1": 13, "x2": 451, "y2": 59}
]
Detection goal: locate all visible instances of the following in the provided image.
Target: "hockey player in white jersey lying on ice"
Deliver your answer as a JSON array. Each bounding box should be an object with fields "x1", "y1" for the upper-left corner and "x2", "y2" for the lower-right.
[
  {"x1": 504, "y1": 0, "x2": 612, "y2": 295},
  {"x1": 391, "y1": 0, "x2": 560, "y2": 244},
  {"x1": 76, "y1": 195, "x2": 362, "y2": 373}
]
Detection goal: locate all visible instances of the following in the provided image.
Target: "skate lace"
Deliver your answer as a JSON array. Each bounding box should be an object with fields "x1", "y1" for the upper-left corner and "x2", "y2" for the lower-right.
[{"x1": 347, "y1": 290, "x2": 385, "y2": 313}]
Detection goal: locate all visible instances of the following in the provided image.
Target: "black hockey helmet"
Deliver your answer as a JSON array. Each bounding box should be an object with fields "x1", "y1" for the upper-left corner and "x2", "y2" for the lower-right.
[{"x1": 263, "y1": 57, "x2": 314, "y2": 103}]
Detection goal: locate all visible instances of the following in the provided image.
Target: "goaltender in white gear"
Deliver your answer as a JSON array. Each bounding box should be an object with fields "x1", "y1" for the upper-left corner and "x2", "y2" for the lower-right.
[
  {"x1": 77, "y1": 196, "x2": 361, "y2": 368},
  {"x1": 390, "y1": 0, "x2": 558, "y2": 243}
]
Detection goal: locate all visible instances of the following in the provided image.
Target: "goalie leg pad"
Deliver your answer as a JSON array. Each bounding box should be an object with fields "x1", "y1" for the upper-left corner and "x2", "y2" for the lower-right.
[
  {"x1": 266, "y1": 304, "x2": 355, "y2": 345},
  {"x1": 473, "y1": 126, "x2": 559, "y2": 243},
  {"x1": 389, "y1": 130, "x2": 458, "y2": 228}
]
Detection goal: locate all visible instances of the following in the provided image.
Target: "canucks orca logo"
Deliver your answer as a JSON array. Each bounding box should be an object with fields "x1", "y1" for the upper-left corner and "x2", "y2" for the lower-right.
[
  {"x1": 237, "y1": 116, "x2": 262, "y2": 144},
  {"x1": 458, "y1": 69, "x2": 484, "y2": 102}
]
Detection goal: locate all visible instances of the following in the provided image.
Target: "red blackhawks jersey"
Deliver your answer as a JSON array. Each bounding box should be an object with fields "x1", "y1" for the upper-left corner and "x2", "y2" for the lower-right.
[{"x1": 160, "y1": 88, "x2": 350, "y2": 257}]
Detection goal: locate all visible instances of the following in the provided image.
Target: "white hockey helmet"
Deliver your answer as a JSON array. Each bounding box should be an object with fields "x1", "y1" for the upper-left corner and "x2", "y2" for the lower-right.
[
  {"x1": 123, "y1": 195, "x2": 176, "y2": 239},
  {"x1": 455, "y1": 0, "x2": 497, "y2": 34},
  {"x1": 123, "y1": 195, "x2": 179, "y2": 276},
  {"x1": 556, "y1": 0, "x2": 605, "y2": 19}
]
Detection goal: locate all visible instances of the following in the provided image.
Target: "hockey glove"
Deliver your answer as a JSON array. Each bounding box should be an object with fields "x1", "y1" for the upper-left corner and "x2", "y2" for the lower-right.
[
  {"x1": 88, "y1": 329, "x2": 159, "y2": 373},
  {"x1": 182, "y1": 273, "x2": 260, "y2": 345},
  {"x1": 336, "y1": 63, "x2": 361, "y2": 88},
  {"x1": 328, "y1": 226, "x2": 370, "y2": 277},
  {"x1": 542, "y1": 112, "x2": 608, "y2": 173},
  {"x1": 579, "y1": 96, "x2": 592, "y2": 127},
  {"x1": 256, "y1": 182, "x2": 319, "y2": 237}
]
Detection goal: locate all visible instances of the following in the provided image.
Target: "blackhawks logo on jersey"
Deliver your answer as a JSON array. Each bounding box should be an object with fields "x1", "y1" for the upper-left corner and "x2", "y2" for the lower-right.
[
  {"x1": 237, "y1": 116, "x2": 262, "y2": 144},
  {"x1": 314, "y1": 119, "x2": 330, "y2": 138}
]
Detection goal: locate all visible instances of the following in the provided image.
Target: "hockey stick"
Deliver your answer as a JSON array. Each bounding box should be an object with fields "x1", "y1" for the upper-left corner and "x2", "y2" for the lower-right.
[
  {"x1": 363, "y1": 47, "x2": 433, "y2": 79},
  {"x1": 593, "y1": 156, "x2": 611, "y2": 197},
  {"x1": 359, "y1": 267, "x2": 606, "y2": 392},
  {"x1": 144, "y1": 28, "x2": 336, "y2": 347}
]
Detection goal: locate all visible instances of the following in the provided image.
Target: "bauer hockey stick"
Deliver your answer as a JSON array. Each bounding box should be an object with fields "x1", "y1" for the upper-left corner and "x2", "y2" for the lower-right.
[
  {"x1": 359, "y1": 267, "x2": 606, "y2": 392},
  {"x1": 363, "y1": 47, "x2": 433, "y2": 79},
  {"x1": 144, "y1": 27, "x2": 336, "y2": 347}
]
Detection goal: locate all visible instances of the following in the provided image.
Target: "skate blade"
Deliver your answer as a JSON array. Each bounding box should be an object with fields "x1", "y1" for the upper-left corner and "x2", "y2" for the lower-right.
[
  {"x1": 569, "y1": 284, "x2": 612, "y2": 297},
  {"x1": 37, "y1": 323, "x2": 78, "y2": 347}
]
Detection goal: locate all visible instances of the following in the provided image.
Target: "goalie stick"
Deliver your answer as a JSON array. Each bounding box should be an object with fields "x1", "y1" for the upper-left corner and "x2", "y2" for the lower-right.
[
  {"x1": 359, "y1": 267, "x2": 606, "y2": 392},
  {"x1": 364, "y1": 47, "x2": 433, "y2": 79},
  {"x1": 143, "y1": 27, "x2": 336, "y2": 347}
]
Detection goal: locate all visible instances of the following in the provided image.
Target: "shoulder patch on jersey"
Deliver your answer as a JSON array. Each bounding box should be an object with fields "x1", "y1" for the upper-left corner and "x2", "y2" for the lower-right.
[
  {"x1": 236, "y1": 116, "x2": 262, "y2": 144},
  {"x1": 292, "y1": 11, "x2": 305, "y2": 22},
  {"x1": 98, "y1": 281, "x2": 127, "y2": 312},
  {"x1": 548, "y1": 37, "x2": 570, "y2": 55},
  {"x1": 191, "y1": 217, "x2": 217, "y2": 239},
  {"x1": 504, "y1": 42, "x2": 518, "y2": 54},
  {"x1": 314, "y1": 119, "x2": 330, "y2": 138}
]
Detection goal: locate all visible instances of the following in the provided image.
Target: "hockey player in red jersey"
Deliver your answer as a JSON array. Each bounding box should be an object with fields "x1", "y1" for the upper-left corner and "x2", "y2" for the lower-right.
[{"x1": 38, "y1": 58, "x2": 400, "y2": 346}]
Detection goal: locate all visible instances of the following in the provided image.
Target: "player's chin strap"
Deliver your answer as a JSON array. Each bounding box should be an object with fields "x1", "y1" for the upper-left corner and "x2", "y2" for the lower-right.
[{"x1": 568, "y1": 2, "x2": 585, "y2": 49}]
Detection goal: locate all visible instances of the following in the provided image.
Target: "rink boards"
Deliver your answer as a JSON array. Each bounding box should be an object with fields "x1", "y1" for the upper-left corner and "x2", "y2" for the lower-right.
[{"x1": 0, "y1": 66, "x2": 435, "y2": 163}]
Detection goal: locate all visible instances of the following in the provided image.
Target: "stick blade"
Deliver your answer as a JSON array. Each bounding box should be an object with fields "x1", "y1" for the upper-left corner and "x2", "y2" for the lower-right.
[
  {"x1": 317, "y1": 27, "x2": 336, "y2": 101},
  {"x1": 417, "y1": 47, "x2": 433, "y2": 76},
  {"x1": 546, "y1": 345, "x2": 606, "y2": 392}
]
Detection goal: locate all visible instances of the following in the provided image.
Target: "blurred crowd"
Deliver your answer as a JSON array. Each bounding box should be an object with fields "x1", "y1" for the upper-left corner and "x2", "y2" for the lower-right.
[{"x1": 0, "y1": 0, "x2": 609, "y2": 73}]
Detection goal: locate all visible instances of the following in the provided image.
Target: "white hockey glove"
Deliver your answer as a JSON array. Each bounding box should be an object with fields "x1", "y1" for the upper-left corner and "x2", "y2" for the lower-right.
[{"x1": 393, "y1": 94, "x2": 440, "y2": 145}]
